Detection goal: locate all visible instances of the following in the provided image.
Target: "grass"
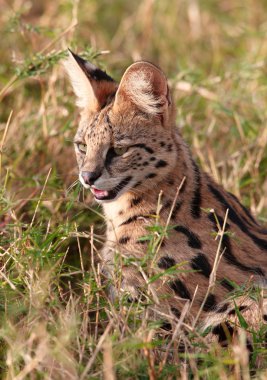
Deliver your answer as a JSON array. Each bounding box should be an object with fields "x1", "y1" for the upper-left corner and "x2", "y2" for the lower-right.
[{"x1": 0, "y1": 0, "x2": 267, "y2": 378}]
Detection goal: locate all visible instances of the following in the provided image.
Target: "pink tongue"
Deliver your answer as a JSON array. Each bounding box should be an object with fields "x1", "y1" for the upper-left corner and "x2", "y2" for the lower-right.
[{"x1": 91, "y1": 188, "x2": 108, "y2": 198}]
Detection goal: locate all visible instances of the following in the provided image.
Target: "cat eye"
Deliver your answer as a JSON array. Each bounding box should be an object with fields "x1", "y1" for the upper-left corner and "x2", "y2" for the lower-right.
[
  {"x1": 114, "y1": 146, "x2": 128, "y2": 156},
  {"x1": 77, "y1": 143, "x2": 87, "y2": 154}
]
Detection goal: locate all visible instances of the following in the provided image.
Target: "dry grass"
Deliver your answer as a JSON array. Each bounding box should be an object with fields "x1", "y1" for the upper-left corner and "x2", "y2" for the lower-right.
[{"x1": 0, "y1": 0, "x2": 267, "y2": 378}]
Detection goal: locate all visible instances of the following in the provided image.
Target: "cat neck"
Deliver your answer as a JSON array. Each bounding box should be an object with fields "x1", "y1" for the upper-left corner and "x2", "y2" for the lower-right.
[{"x1": 102, "y1": 134, "x2": 196, "y2": 229}]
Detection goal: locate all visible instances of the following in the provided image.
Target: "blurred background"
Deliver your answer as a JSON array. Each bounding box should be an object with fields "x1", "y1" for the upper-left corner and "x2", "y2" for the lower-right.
[{"x1": 0, "y1": 1, "x2": 267, "y2": 377}]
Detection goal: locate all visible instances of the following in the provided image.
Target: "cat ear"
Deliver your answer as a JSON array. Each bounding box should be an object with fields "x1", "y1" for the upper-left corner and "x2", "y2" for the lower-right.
[
  {"x1": 113, "y1": 61, "x2": 171, "y2": 119},
  {"x1": 63, "y1": 50, "x2": 117, "y2": 111}
]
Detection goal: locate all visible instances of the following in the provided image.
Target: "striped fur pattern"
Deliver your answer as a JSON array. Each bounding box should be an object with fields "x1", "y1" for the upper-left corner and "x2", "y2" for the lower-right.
[{"x1": 64, "y1": 51, "x2": 267, "y2": 335}]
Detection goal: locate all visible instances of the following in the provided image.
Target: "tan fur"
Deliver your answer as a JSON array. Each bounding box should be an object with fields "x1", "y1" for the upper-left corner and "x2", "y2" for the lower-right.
[
  {"x1": 65, "y1": 54, "x2": 267, "y2": 331},
  {"x1": 113, "y1": 61, "x2": 170, "y2": 116}
]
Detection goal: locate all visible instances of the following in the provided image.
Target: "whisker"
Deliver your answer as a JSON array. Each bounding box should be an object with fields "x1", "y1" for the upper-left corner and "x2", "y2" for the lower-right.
[{"x1": 66, "y1": 179, "x2": 80, "y2": 193}]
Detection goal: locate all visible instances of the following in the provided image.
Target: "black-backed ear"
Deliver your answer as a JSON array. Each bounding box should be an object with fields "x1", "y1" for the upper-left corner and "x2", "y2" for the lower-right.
[
  {"x1": 63, "y1": 50, "x2": 117, "y2": 110},
  {"x1": 113, "y1": 61, "x2": 171, "y2": 121}
]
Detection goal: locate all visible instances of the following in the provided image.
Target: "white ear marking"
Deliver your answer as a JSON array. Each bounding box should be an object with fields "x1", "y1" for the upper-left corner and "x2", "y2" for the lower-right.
[
  {"x1": 63, "y1": 51, "x2": 96, "y2": 109},
  {"x1": 125, "y1": 71, "x2": 165, "y2": 114}
]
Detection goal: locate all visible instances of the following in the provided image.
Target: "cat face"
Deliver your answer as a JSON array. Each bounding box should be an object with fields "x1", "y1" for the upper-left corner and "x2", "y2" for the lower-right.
[{"x1": 65, "y1": 51, "x2": 177, "y2": 202}]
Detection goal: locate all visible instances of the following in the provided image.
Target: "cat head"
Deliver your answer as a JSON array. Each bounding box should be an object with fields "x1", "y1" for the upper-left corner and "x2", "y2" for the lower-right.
[{"x1": 64, "y1": 50, "x2": 177, "y2": 202}]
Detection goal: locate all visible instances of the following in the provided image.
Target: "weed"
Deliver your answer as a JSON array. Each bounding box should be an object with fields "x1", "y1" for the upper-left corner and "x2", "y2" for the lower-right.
[{"x1": 0, "y1": 1, "x2": 267, "y2": 378}]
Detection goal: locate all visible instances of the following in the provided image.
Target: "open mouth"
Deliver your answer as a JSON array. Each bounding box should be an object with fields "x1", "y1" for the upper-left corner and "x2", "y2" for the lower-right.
[
  {"x1": 91, "y1": 187, "x2": 109, "y2": 200},
  {"x1": 90, "y1": 176, "x2": 132, "y2": 201}
]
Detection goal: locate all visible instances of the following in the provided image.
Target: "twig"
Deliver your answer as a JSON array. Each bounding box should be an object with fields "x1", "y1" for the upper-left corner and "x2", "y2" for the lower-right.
[
  {"x1": 80, "y1": 320, "x2": 114, "y2": 379},
  {"x1": 153, "y1": 176, "x2": 186, "y2": 263},
  {"x1": 0, "y1": 110, "x2": 13, "y2": 178},
  {"x1": 75, "y1": 222, "x2": 85, "y2": 282},
  {"x1": 192, "y1": 209, "x2": 229, "y2": 327},
  {"x1": 160, "y1": 302, "x2": 190, "y2": 370},
  {"x1": 30, "y1": 168, "x2": 52, "y2": 228},
  {"x1": 103, "y1": 337, "x2": 115, "y2": 380},
  {"x1": 165, "y1": 176, "x2": 187, "y2": 228}
]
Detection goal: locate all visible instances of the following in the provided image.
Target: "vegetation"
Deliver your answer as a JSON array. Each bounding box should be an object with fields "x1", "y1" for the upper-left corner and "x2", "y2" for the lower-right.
[{"x1": 0, "y1": 1, "x2": 266, "y2": 378}]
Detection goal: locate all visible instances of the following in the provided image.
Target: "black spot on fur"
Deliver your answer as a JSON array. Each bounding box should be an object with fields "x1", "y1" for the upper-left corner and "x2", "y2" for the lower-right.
[
  {"x1": 126, "y1": 296, "x2": 136, "y2": 303},
  {"x1": 158, "y1": 256, "x2": 176, "y2": 269},
  {"x1": 216, "y1": 303, "x2": 230, "y2": 313},
  {"x1": 191, "y1": 160, "x2": 202, "y2": 218},
  {"x1": 136, "y1": 239, "x2": 147, "y2": 245},
  {"x1": 146, "y1": 173, "x2": 157, "y2": 179},
  {"x1": 191, "y1": 253, "x2": 211, "y2": 278},
  {"x1": 263, "y1": 314, "x2": 267, "y2": 321},
  {"x1": 161, "y1": 322, "x2": 172, "y2": 331},
  {"x1": 228, "y1": 305, "x2": 248, "y2": 316},
  {"x1": 167, "y1": 179, "x2": 174, "y2": 185},
  {"x1": 160, "y1": 142, "x2": 166, "y2": 147},
  {"x1": 220, "y1": 278, "x2": 235, "y2": 291},
  {"x1": 227, "y1": 309, "x2": 235, "y2": 316},
  {"x1": 174, "y1": 226, "x2": 202, "y2": 249},
  {"x1": 170, "y1": 279, "x2": 191, "y2": 300},
  {"x1": 133, "y1": 181, "x2": 142, "y2": 188},
  {"x1": 143, "y1": 161, "x2": 149, "y2": 166},
  {"x1": 170, "y1": 201, "x2": 182, "y2": 220},
  {"x1": 171, "y1": 307, "x2": 181, "y2": 318},
  {"x1": 114, "y1": 176, "x2": 132, "y2": 195},
  {"x1": 167, "y1": 144, "x2": 173, "y2": 152},
  {"x1": 150, "y1": 157, "x2": 156, "y2": 161},
  {"x1": 208, "y1": 213, "x2": 265, "y2": 276},
  {"x1": 132, "y1": 143, "x2": 154, "y2": 154},
  {"x1": 120, "y1": 215, "x2": 147, "y2": 226},
  {"x1": 160, "y1": 238, "x2": 166, "y2": 247},
  {"x1": 228, "y1": 191, "x2": 261, "y2": 228},
  {"x1": 177, "y1": 341, "x2": 186, "y2": 354},
  {"x1": 105, "y1": 147, "x2": 118, "y2": 168},
  {"x1": 208, "y1": 184, "x2": 267, "y2": 251},
  {"x1": 203, "y1": 294, "x2": 217, "y2": 311},
  {"x1": 155, "y1": 160, "x2": 168, "y2": 168},
  {"x1": 222, "y1": 230, "x2": 264, "y2": 275},
  {"x1": 131, "y1": 197, "x2": 142, "y2": 207},
  {"x1": 212, "y1": 322, "x2": 234, "y2": 345},
  {"x1": 119, "y1": 210, "x2": 124, "y2": 216},
  {"x1": 119, "y1": 236, "x2": 130, "y2": 244},
  {"x1": 161, "y1": 200, "x2": 172, "y2": 213}
]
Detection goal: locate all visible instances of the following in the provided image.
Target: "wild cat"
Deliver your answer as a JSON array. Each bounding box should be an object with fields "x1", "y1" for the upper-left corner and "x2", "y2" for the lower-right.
[{"x1": 64, "y1": 50, "x2": 267, "y2": 340}]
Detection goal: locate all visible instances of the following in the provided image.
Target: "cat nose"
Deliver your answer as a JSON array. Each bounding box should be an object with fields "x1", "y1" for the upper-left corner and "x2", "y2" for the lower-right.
[{"x1": 81, "y1": 171, "x2": 101, "y2": 185}]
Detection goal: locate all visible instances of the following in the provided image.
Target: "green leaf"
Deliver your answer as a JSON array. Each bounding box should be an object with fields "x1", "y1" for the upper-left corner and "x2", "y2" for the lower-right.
[{"x1": 234, "y1": 301, "x2": 249, "y2": 329}]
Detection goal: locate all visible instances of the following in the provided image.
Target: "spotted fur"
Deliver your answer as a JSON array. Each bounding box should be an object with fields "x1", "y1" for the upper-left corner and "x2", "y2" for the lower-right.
[{"x1": 64, "y1": 51, "x2": 267, "y2": 333}]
